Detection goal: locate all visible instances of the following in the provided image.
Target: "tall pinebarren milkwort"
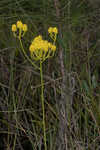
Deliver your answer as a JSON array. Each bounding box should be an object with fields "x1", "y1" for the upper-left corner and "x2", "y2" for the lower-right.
[{"x1": 12, "y1": 21, "x2": 58, "y2": 150}]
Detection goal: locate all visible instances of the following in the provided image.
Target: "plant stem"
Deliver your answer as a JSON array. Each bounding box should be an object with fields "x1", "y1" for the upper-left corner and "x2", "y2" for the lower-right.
[{"x1": 40, "y1": 60, "x2": 47, "y2": 150}]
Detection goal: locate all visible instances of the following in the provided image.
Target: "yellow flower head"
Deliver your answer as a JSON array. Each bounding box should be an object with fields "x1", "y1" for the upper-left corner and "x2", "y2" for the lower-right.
[
  {"x1": 48, "y1": 27, "x2": 58, "y2": 34},
  {"x1": 53, "y1": 27, "x2": 58, "y2": 34},
  {"x1": 12, "y1": 24, "x2": 17, "y2": 32},
  {"x1": 43, "y1": 40, "x2": 49, "y2": 52},
  {"x1": 17, "y1": 21, "x2": 23, "y2": 29},
  {"x1": 51, "y1": 45, "x2": 56, "y2": 51},
  {"x1": 48, "y1": 42, "x2": 52, "y2": 48},
  {"x1": 48, "y1": 27, "x2": 58, "y2": 43},
  {"x1": 48, "y1": 27, "x2": 53, "y2": 34},
  {"x1": 33, "y1": 35, "x2": 42, "y2": 43},
  {"x1": 23, "y1": 24, "x2": 28, "y2": 32},
  {"x1": 29, "y1": 35, "x2": 56, "y2": 61},
  {"x1": 29, "y1": 44, "x2": 35, "y2": 52},
  {"x1": 12, "y1": 20, "x2": 28, "y2": 39}
]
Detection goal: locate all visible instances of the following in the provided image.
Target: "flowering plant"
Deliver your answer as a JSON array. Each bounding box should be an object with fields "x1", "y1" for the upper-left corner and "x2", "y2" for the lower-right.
[
  {"x1": 12, "y1": 21, "x2": 58, "y2": 150},
  {"x1": 12, "y1": 21, "x2": 27, "y2": 39}
]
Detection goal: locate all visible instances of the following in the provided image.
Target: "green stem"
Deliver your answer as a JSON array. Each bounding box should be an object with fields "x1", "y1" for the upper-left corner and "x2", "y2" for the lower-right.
[
  {"x1": 19, "y1": 38, "x2": 40, "y2": 70},
  {"x1": 40, "y1": 61, "x2": 47, "y2": 150}
]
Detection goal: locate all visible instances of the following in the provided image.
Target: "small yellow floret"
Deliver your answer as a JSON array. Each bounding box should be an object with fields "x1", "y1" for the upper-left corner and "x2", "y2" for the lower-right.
[
  {"x1": 53, "y1": 27, "x2": 58, "y2": 34},
  {"x1": 43, "y1": 40, "x2": 49, "y2": 52},
  {"x1": 12, "y1": 24, "x2": 17, "y2": 32},
  {"x1": 17, "y1": 21, "x2": 23, "y2": 29},
  {"x1": 48, "y1": 27, "x2": 58, "y2": 34},
  {"x1": 33, "y1": 35, "x2": 42, "y2": 43},
  {"x1": 48, "y1": 27, "x2": 53, "y2": 34},
  {"x1": 51, "y1": 45, "x2": 56, "y2": 51},
  {"x1": 48, "y1": 42, "x2": 52, "y2": 48},
  {"x1": 29, "y1": 44, "x2": 35, "y2": 52},
  {"x1": 23, "y1": 24, "x2": 28, "y2": 32}
]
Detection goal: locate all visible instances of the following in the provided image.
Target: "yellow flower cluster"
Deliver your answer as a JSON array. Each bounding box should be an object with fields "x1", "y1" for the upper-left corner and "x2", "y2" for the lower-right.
[
  {"x1": 48, "y1": 27, "x2": 58, "y2": 34},
  {"x1": 48, "y1": 27, "x2": 58, "y2": 43},
  {"x1": 12, "y1": 21, "x2": 58, "y2": 62},
  {"x1": 12, "y1": 20, "x2": 27, "y2": 39},
  {"x1": 29, "y1": 35, "x2": 56, "y2": 61}
]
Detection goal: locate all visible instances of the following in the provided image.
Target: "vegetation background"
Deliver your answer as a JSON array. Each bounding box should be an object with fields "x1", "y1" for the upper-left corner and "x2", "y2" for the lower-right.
[{"x1": 0, "y1": 0, "x2": 100, "y2": 149}]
